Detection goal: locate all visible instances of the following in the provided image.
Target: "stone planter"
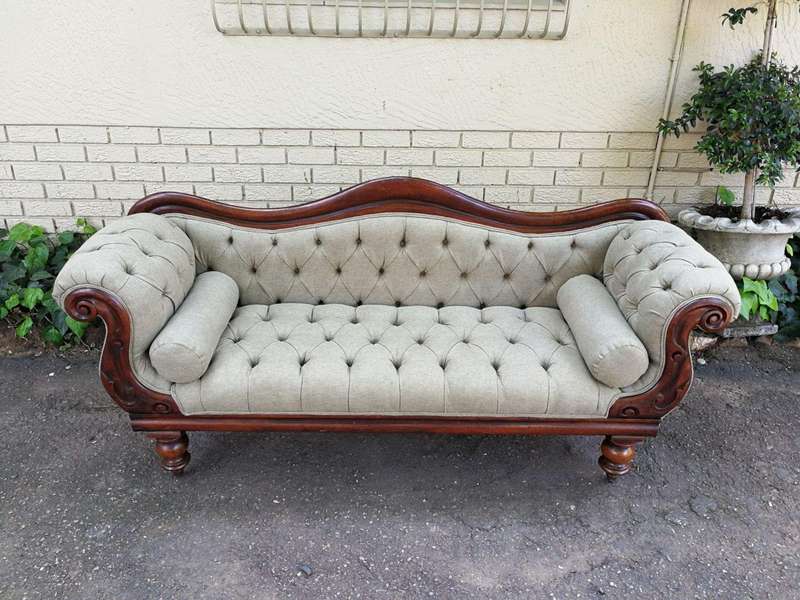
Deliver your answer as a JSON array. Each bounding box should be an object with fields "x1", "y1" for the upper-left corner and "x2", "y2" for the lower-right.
[{"x1": 678, "y1": 208, "x2": 800, "y2": 280}]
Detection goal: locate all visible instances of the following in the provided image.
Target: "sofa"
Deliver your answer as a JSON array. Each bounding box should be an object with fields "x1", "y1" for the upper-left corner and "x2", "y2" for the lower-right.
[{"x1": 53, "y1": 177, "x2": 740, "y2": 479}]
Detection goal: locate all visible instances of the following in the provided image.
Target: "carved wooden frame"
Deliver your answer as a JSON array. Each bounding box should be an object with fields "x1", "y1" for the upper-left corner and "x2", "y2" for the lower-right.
[{"x1": 63, "y1": 177, "x2": 734, "y2": 475}]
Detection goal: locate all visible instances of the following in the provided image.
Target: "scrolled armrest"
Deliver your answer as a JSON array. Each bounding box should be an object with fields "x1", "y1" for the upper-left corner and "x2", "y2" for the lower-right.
[
  {"x1": 54, "y1": 213, "x2": 196, "y2": 400},
  {"x1": 602, "y1": 220, "x2": 740, "y2": 416}
]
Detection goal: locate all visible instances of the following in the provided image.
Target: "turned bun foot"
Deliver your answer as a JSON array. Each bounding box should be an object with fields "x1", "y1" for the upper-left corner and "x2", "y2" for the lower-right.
[
  {"x1": 598, "y1": 435, "x2": 641, "y2": 481},
  {"x1": 147, "y1": 431, "x2": 190, "y2": 475}
]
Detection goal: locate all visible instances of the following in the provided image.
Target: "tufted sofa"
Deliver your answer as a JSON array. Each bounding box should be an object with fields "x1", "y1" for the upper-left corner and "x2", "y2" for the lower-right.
[{"x1": 54, "y1": 178, "x2": 740, "y2": 479}]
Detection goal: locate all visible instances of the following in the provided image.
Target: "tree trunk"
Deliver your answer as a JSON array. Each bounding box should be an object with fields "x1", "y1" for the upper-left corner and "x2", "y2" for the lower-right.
[
  {"x1": 761, "y1": 0, "x2": 778, "y2": 66},
  {"x1": 741, "y1": 169, "x2": 757, "y2": 221}
]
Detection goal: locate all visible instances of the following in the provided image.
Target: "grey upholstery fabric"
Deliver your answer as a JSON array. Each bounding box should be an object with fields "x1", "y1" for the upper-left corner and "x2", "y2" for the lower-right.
[
  {"x1": 53, "y1": 213, "x2": 195, "y2": 392},
  {"x1": 53, "y1": 210, "x2": 741, "y2": 417},
  {"x1": 557, "y1": 274, "x2": 648, "y2": 388},
  {"x1": 172, "y1": 303, "x2": 619, "y2": 417},
  {"x1": 149, "y1": 271, "x2": 240, "y2": 383},
  {"x1": 169, "y1": 214, "x2": 629, "y2": 309},
  {"x1": 604, "y1": 220, "x2": 741, "y2": 393}
]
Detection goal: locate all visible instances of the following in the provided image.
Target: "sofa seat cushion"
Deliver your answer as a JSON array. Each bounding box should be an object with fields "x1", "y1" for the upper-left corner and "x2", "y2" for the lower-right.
[{"x1": 171, "y1": 303, "x2": 622, "y2": 418}]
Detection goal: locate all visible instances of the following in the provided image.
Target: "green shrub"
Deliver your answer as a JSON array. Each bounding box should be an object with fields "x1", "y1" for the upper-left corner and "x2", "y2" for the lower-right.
[
  {"x1": 0, "y1": 220, "x2": 96, "y2": 346},
  {"x1": 772, "y1": 238, "x2": 800, "y2": 338}
]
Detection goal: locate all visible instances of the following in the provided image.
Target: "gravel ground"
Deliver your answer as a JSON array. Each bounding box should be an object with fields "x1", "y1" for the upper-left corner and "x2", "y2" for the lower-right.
[{"x1": 0, "y1": 342, "x2": 798, "y2": 599}]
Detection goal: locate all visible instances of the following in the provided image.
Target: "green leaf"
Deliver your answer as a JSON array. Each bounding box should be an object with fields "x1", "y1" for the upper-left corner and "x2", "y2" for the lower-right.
[
  {"x1": 56, "y1": 231, "x2": 75, "y2": 246},
  {"x1": 29, "y1": 270, "x2": 52, "y2": 282},
  {"x1": 65, "y1": 316, "x2": 89, "y2": 339},
  {"x1": 0, "y1": 306, "x2": 7, "y2": 319},
  {"x1": 15, "y1": 316, "x2": 33, "y2": 338},
  {"x1": 42, "y1": 326, "x2": 64, "y2": 346},
  {"x1": 4, "y1": 293, "x2": 20, "y2": 310},
  {"x1": 717, "y1": 186, "x2": 736, "y2": 206},
  {"x1": 21, "y1": 287, "x2": 44, "y2": 310},
  {"x1": 0, "y1": 239, "x2": 15, "y2": 258},
  {"x1": 8, "y1": 223, "x2": 33, "y2": 243},
  {"x1": 23, "y1": 244, "x2": 49, "y2": 273},
  {"x1": 740, "y1": 292, "x2": 754, "y2": 320},
  {"x1": 787, "y1": 243, "x2": 794, "y2": 257},
  {"x1": 759, "y1": 305, "x2": 769, "y2": 321}
]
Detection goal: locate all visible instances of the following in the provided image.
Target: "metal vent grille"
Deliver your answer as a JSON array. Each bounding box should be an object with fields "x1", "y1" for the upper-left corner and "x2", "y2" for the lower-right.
[{"x1": 210, "y1": 0, "x2": 571, "y2": 39}]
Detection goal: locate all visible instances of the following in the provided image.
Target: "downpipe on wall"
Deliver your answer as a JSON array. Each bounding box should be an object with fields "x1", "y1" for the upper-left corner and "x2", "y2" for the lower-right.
[{"x1": 646, "y1": 0, "x2": 693, "y2": 201}]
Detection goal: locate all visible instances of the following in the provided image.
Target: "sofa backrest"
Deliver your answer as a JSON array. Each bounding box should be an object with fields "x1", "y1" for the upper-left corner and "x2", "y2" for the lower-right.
[{"x1": 168, "y1": 214, "x2": 631, "y2": 309}]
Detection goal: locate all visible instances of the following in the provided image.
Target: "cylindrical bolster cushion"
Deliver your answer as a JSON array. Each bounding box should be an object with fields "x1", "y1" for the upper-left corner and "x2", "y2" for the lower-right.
[
  {"x1": 149, "y1": 271, "x2": 239, "y2": 383},
  {"x1": 556, "y1": 274, "x2": 649, "y2": 388}
]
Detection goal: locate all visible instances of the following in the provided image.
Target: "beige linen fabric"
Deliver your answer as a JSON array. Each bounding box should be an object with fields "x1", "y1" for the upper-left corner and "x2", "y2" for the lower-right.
[
  {"x1": 172, "y1": 303, "x2": 619, "y2": 417},
  {"x1": 53, "y1": 213, "x2": 196, "y2": 392},
  {"x1": 168, "y1": 214, "x2": 629, "y2": 309},
  {"x1": 604, "y1": 220, "x2": 740, "y2": 393},
  {"x1": 557, "y1": 274, "x2": 648, "y2": 387},
  {"x1": 149, "y1": 271, "x2": 240, "y2": 383}
]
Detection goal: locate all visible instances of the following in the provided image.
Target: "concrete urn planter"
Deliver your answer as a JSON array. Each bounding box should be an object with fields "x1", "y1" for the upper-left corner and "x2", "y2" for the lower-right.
[{"x1": 678, "y1": 208, "x2": 800, "y2": 280}]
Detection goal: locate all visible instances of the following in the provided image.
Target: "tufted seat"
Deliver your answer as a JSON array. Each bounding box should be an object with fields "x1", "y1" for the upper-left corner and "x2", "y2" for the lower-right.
[{"x1": 172, "y1": 303, "x2": 619, "y2": 417}]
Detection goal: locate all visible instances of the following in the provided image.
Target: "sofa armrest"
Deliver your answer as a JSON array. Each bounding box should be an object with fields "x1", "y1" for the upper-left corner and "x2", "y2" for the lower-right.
[
  {"x1": 602, "y1": 220, "x2": 740, "y2": 415},
  {"x1": 53, "y1": 213, "x2": 196, "y2": 410}
]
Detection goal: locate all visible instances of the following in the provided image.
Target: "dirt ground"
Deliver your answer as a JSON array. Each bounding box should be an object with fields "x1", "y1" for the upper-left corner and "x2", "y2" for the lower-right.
[{"x1": 0, "y1": 341, "x2": 798, "y2": 599}]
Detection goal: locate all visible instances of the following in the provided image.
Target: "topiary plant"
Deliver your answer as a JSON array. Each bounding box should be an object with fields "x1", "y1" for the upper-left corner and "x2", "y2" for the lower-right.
[{"x1": 658, "y1": 0, "x2": 800, "y2": 222}]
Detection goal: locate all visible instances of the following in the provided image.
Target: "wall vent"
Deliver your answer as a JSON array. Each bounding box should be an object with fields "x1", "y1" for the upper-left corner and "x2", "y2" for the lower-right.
[{"x1": 211, "y1": 0, "x2": 571, "y2": 39}]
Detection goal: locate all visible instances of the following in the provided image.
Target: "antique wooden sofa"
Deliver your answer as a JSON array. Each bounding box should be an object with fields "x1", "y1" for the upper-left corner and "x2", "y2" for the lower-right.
[{"x1": 53, "y1": 177, "x2": 740, "y2": 479}]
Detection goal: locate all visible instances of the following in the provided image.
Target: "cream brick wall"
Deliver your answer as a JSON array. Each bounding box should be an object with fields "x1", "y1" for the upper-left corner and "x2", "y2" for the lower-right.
[{"x1": 2, "y1": 124, "x2": 799, "y2": 231}]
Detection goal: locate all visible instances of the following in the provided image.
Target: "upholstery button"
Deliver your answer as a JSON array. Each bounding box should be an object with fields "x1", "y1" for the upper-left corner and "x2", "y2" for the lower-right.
[
  {"x1": 345, "y1": 358, "x2": 353, "y2": 367},
  {"x1": 543, "y1": 274, "x2": 551, "y2": 282},
  {"x1": 519, "y1": 304, "x2": 526, "y2": 310},
  {"x1": 460, "y1": 272, "x2": 468, "y2": 279},
  {"x1": 419, "y1": 270, "x2": 427, "y2": 278},
  {"x1": 351, "y1": 318, "x2": 359, "y2": 324},
  {"x1": 315, "y1": 238, "x2": 322, "y2": 246},
  {"x1": 356, "y1": 299, "x2": 363, "y2": 306},
  {"x1": 492, "y1": 361, "x2": 500, "y2": 371},
  {"x1": 393, "y1": 359, "x2": 402, "y2": 370},
  {"x1": 325, "y1": 334, "x2": 333, "y2": 342},
  {"x1": 277, "y1": 335, "x2": 287, "y2": 342},
  {"x1": 479, "y1": 303, "x2": 486, "y2": 310},
  {"x1": 463, "y1": 337, "x2": 470, "y2": 344},
  {"x1": 294, "y1": 267, "x2": 300, "y2": 275},
  {"x1": 395, "y1": 301, "x2": 401, "y2": 307},
  {"x1": 570, "y1": 240, "x2": 577, "y2": 249},
  {"x1": 399, "y1": 239, "x2": 406, "y2": 247},
  {"x1": 318, "y1": 299, "x2": 324, "y2": 305},
  {"x1": 299, "y1": 357, "x2": 307, "y2": 366},
  {"x1": 335, "y1": 267, "x2": 342, "y2": 274},
  {"x1": 417, "y1": 338, "x2": 424, "y2": 345},
  {"x1": 541, "y1": 361, "x2": 550, "y2": 371},
  {"x1": 442, "y1": 238, "x2": 449, "y2": 247},
  {"x1": 250, "y1": 359, "x2": 259, "y2": 368},
  {"x1": 251, "y1": 266, "x2": 257, "y2": 274},
  {"x1": 272, "y1": 238, "x2": 278, "y2": 246},
  {"x1": 436, "y1": 302, "x2": 444, "y2": 309},
  {"x1": 378, "y1": 267, "x2": 385, "y2": 275},
  {"x1": 484, "y1": 239, "x2": 491, "y2": 247},
  {"x1": 527, "y1": 241, "x2": 534, "y2": 250},
  {"x1": 371, "y1": 338, "x2": 379, "y2": 344},
  {"x1": 228, "y1": 236, "x2": 234, "y2": 244},
  {"x1": 503, "y1": 273, "x2": 511, "y2": 280},
  {"x1": 275, "y1": 298, "x2": 282, "y2": 303},
  {"x1": 508, "y1": 338, "x2": 517, "y2": 344},
  {"x1": 439, "y1": 359, "x2": 447, "y2": 369},
  {"x1": 355, "y1": 237, "x2": 362, "y2": 245}
]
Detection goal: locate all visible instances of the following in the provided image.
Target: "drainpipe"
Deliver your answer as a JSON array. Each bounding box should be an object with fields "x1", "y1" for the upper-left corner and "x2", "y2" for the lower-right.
[{"x1": 646, "y1": 0, "x2": 692, "y2": 201}]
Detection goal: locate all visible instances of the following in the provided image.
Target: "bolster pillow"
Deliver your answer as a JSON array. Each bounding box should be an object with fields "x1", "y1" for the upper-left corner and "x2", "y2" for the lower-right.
[
  {"x1": 149, "y1": 271, "x2": 240, "y2": 383},
  {"x1": 557, "y1": 274, "x2": 649, "y2": 388}
]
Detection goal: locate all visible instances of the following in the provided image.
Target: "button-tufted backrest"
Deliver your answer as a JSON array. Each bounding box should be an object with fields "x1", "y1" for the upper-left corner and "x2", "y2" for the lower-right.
[{"x1": 168, "y1": 214, "x2": 630, "y2": 309}]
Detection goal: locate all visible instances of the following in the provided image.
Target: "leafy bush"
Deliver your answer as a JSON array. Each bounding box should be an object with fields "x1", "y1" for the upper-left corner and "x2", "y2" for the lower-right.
[
  {"x1": 0, "y1": 220, "x2": 96, "y2": 345},
  {"x1": 771, "y1": 238, "x2": 800, "y2": 338},
  {"x1": 658, "y1": 55, "x2": 800, "y2": 189}
]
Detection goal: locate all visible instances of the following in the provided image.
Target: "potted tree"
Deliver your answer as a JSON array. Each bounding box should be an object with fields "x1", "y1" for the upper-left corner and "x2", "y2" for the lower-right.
[{"x1": 658, "y1": 1, "x2": 800, "y2": 281}]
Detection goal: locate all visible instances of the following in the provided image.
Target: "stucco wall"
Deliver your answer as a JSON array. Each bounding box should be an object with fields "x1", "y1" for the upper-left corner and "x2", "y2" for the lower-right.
[{"x1": 0, "y1": 0, "x2": 798, "y2": 229}]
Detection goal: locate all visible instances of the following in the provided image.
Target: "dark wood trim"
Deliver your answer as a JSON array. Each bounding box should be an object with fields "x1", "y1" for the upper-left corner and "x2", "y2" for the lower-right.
[
  {"x1": 130, "y1": 415, "x2": 661, "y2": 437},
  {"x1": 607, "y1": 297, "x2": 733, "y2": 419},
  {"x1": 130, "y1": 176, "x2": 669, "y2": 233},
  {"x1": 62, "y1": 287, "x2": 180, "y2": 415}
]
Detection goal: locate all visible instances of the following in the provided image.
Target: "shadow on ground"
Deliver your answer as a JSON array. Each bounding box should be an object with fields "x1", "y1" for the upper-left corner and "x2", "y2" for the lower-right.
[{"x1": 0, "y1": 343, "x2": 798, "y2": 599}]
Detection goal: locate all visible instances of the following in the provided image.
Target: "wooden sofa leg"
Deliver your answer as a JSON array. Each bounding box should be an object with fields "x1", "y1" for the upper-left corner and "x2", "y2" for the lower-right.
[
  {"x1": 598, "y1": 435, "x2": 642, "y2": 481},
  {"x1": 147, "y1": 431, "x2": 190, "y2": 475}
]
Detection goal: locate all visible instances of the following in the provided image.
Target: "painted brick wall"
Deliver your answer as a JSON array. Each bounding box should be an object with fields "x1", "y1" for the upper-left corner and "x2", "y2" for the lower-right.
[{"x1": 1, "y1": 125, "x2": 799, "y2": 231}]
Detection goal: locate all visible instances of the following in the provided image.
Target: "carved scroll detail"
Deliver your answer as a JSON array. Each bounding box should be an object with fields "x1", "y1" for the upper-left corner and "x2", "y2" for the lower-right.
[
  {"x1": 608, "y1": 298, "x2": 733, "y2": 419},
  {"x1": 63, "y1": 287, "x2": 180, "y2": 416}
]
